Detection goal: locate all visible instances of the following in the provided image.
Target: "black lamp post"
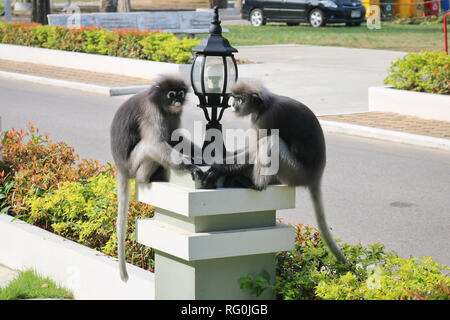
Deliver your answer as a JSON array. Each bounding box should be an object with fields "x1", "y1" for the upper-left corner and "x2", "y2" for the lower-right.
[{"x1": 191, "y1": 6, "x2": 238, "y2": 164}]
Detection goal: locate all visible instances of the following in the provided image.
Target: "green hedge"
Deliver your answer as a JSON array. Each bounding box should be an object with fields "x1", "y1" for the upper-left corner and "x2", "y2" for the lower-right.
[
  {"x1": 384, "y1": 51, "x2": 450, "y2": 95},
  {"x1": 1, "y1": 125, "x2": 155, "y2": 272},
  {"x1": 240, "y1": 224, "x2": 450, "y2": 300},
  {"x1": 0, "y1": 22, "x2": 200, "y2": 64}
]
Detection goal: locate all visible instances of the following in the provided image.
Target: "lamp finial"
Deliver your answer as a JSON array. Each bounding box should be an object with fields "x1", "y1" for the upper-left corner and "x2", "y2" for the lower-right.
[{"x1": 210, "y1": 6, "x2": 222, "y2": 35}]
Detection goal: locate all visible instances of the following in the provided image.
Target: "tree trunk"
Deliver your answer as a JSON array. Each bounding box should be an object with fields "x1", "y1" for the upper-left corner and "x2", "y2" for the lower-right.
[
  {"x1": 31, "y1": 0, "x2": 51, "y2": 25},
  {"x1": 117, "y1": 0, "x2": 131, "y2": 12},
  {"x1": 100, "y1": 0, "x2": 117, "y2": 12},
  {"x1": 209, "y1": 0, "x2": 228, "y2": 9}
]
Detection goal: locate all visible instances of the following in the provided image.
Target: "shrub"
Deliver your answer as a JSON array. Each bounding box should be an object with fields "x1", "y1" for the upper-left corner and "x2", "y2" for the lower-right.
[
  {"x1": 239, "y1": 222, "x2": 450, "y2": 300},
  {"x1": 1, "y1": 124, "x2": 105, "y2": 216},
  {"x1": 384, "y1": 51, "x2": 450, "y2": 95},
  {"x1": 0, "y1": 162, "x2": 14, "y2": 214},
  {"x1": 25, "y1": 169, "x2": 155, "y2": 271},
  {"x1": 315, "y1": 256, "x2": 449, "y2": 300},
  {"x1": 0, "y1": 22, "x2": 200, "y2": 64},
  {"x1": 1, "y1": 125, "x2": 155, "y2": 271}
]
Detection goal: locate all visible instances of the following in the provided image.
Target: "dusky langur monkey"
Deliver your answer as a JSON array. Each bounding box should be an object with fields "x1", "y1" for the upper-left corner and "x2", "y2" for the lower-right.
[
  {"x1": 110, "y1": 75, "x2": 203, "y2": 282},
  {"x1": 202, "y1": 80, "x2": 347, "y2": 265}
]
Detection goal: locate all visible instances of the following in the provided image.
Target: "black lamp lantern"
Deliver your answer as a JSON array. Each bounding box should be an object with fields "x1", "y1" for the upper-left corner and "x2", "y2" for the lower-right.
[{"x1": 191, "y1": 6, "x2": 238, "y2": 163}]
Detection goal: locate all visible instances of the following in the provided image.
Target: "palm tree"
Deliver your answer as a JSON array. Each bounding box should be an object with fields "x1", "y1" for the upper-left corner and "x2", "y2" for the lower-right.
[
  {"x1": 31, "y1": 0, "x2": 51, "y2": 24},
  {"x1": 209, "y1": 0, "x2": 228, "y2": 9}
]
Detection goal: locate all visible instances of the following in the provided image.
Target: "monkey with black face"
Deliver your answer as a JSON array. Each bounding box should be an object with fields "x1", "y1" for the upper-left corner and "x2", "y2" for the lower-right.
[
  {"x1": 202, "y1": 80, "x2": 347, "y2": 265},
  {"x1": 110, "y1": 75, "x2": 203, "y2": 282}
]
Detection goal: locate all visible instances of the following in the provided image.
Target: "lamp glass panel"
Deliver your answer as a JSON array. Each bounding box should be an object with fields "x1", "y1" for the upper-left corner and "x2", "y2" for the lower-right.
[
  {"x1": 225, "y1": 56, "x2": 237, "y2": 94},
  {"x1": 192, "y1": 55, "x2": 204, "y2": 94},
  {"x1": 204, "y1": 56, "x2": 224, "y2": 94}
]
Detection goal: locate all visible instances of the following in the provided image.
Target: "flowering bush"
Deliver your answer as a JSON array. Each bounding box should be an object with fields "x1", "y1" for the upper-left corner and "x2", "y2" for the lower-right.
[
  {"x1": 384, "y1": 51, "x2": 450, "y2": 95},
  {"x1": 315, "y1": 256, "x2": 450, "y2": 300},
  {"x1": 26, "y1": 170, "x2": 154, "y2": 271},
  {"x1": 0, "y1": 22, "x2": 200, "y2": 64},
  {"x1": 1, "y1": 124, "x2": 104, "y2": 215},
  {"x1": 240, "y1": 222, "x2": 450, "y2": 300},
  {"x1": 1, "y1": 125, "x2": 154, "y2": 271}
]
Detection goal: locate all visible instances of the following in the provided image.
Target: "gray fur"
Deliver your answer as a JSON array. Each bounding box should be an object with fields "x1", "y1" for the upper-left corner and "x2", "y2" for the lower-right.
[
  {"x1": 203, "y1": 80, "x2": 347, "y2": 265},
  {"x1": 110, "y1": 75, "x2": 202, "y2": 282}
]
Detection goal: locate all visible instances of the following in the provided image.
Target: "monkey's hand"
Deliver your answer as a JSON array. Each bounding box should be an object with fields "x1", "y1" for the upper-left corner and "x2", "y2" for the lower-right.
[
  {"x1": 251, "y1": 184, "x2": 267, "y2": 191},
  {"x1": 201, "y1": 167, "x2": 221, "y2": 189},
  {"x1": 188, "y1": 165, "x2": 204, "y2": 181}
]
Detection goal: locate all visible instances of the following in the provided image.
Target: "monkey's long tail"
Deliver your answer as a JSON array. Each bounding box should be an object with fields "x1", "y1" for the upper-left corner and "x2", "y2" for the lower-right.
[
  {"x1": 309, "y1": 183, "x2": 348, "y2": 265},
  {"x1": 117, "y1": 170, "x2": 130, "y2": 282}
]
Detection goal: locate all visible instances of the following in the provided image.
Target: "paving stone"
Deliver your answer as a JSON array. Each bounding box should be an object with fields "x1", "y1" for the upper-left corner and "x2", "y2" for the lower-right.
[
  {"x1": 0, "y1": 59, "x2": 153, "y2": 87},
  {"x1": 319, "y1": 112, "x2": 450, "y2": 140}
]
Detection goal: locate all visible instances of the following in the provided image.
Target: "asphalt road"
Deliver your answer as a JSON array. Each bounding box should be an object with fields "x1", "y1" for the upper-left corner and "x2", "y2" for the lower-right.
[{"x1": 1, "y1": 78, "x2": 449, "y2": 266}]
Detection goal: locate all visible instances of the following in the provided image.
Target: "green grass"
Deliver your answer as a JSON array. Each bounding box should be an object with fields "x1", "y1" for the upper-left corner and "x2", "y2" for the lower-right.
[
  {"x1": 0, "y1": 269, "x2": 74, "y2": 300},
  {"x1": 221, "y1": 23, "x2": 444, "y2": 52}
]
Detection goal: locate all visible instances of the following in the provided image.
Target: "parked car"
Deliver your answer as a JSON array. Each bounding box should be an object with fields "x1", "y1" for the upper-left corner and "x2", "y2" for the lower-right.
[{"x1": 241, "y1": 0, "x2": 366, "y2": 27}]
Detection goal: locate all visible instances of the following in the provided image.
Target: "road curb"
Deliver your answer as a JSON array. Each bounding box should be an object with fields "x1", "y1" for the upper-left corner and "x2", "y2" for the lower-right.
[
  {"x1": 319, "y1": 119, "x2": 450, "y2": 152},
  {"x1": 0, "y1": 70, "x2": 150, "y2": 96}
]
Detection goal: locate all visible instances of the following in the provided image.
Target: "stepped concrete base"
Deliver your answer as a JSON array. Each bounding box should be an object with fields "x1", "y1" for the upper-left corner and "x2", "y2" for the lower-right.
[{"x1": 136, "y1": 169, "x2": 295, "y2": 300}]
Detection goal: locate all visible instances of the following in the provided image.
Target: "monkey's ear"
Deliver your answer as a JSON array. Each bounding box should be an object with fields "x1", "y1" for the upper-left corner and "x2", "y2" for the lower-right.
[{"x1": 251, "y1": 93, "x2": 262, "y2": 105}]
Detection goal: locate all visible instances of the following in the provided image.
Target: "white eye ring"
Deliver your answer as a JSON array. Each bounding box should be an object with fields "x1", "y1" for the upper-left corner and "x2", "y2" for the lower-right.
[
  {"x1": 167, "y1": 91, "x2": 176, "y2": 99},
  {"x1": 179, "y1": 91, "x2": 185, "y2": 98}
]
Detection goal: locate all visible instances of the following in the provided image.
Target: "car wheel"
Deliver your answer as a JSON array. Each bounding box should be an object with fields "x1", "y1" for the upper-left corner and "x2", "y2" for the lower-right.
[
  {"x1": 250, "y1": 9, "x2": 265, "y2": 27},
  {"x1": 309, "y1": 9, "x2": 325, "y2": 28}
]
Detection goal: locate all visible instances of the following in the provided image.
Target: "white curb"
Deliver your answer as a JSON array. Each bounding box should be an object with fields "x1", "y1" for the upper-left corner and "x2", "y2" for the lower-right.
[
  {"x1": 368, "y1": 86, "x2": 450, "y2": 122},
  {"x1": 0, "y1": 214, "x2": 155, "y2": 300},
  {"x1": 0, "y1": 70, "x2": 150, "y2": 96},
  {"x1": 320, "y1": 120, "x2": 450, "y2": 152}
]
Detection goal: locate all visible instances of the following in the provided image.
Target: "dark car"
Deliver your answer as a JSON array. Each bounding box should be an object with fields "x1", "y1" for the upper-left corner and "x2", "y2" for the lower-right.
[{"x1": 241, "y1": 0, "x2": 366, "y2": 27}]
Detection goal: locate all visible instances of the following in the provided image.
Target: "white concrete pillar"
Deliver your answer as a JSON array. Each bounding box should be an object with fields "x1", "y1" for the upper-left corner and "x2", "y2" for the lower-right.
[{"x1": 136, "y1": 169, "x2": 295, "y2": 300}]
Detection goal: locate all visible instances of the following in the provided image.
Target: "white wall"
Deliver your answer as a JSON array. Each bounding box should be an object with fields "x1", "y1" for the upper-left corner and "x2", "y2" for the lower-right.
[{"x1": 0, "y1": 214, "x2": 155, "y2": 300}]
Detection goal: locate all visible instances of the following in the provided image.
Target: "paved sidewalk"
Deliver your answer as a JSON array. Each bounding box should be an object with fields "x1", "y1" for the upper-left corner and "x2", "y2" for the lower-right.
[
  {"x1": 319, "y1": 112, "x2": 450, "y2": 140},
  {"x1": 0, "y1": 59, "x2": 152, "y2": 88}
]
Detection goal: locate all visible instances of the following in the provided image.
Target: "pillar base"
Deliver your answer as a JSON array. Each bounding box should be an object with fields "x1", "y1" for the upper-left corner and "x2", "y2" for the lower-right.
[{"x1": 155, "y1": 251, "x2": 276, "y2": 300}]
